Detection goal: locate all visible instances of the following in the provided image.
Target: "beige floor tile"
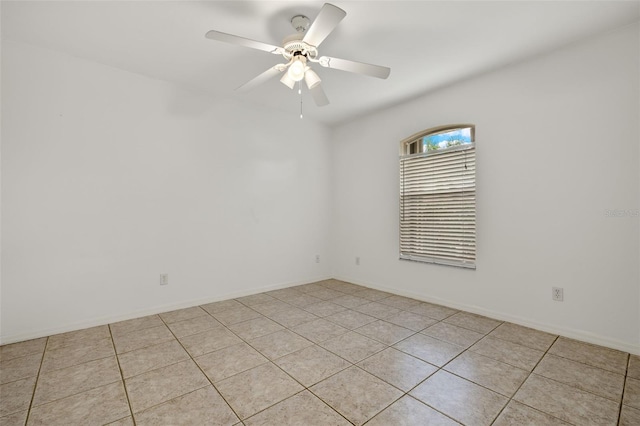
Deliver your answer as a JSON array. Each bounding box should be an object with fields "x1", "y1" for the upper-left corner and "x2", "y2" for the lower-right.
[
  {"x1": 489, "y1": 322, "x2": 557, "y2": 351},
  {"x1": 355, "y1": 320, "x2": 415, "y2": 345},
  {"x1": 265, "y1": 307, "x2": 319, "y2": 328},
  {"x1": 310, "y1": 366, "x2": 402, "y2": 426},
  {"x1": 444, "y1": 351, "x2": 529, "y2": 397},
  {"x1": 228, "y1": 316, "x2": 284, "y2": 340},
  {"x1": 216, "y1": 362, "x2": 304, "y2": 419},
  {"x1": 493, "y1": 401, "x2": 570, "y2": 426},
  {"x1": 422, "y1": 322, "x2": 484, "y2": 348},
  {"x1": 548, "y1": 337, "x2": 628, "y2": 374},
  {"x1": 105, "y1": 416, "x2": 134, "y2": 426},
  {"x1": 291, "y1": 318, "x2": 350, "y2": 344},
  {"x1": 281, "y1": 294, "x2": 324, "y2": 308},
  {"x1": 235, "y1": 293, "x2": 277, "y2": 306},
  {"x1": 195, "y1": 342, "x2": 267, "y2": 383},
  {"x1": 366, "y1": 395, "x2": 459, "y2": 426},
  {"x1": 620, "y1": 404, "x2": 640, "y2": 426},
  {"x1": 0, "y1": 353, "x2": 42, "y2": 385},
  {"x1": 0, "y1": 376, "x2": 35, "y2": 417},
  {"x1": 624, "y1": 377, "x2": 640, "y2": 409},
  {"x1": 0, "y1": 409, "x2": 28, "y2": 426},
  {"x1": 109, "y1": 315, "x2": 164, "y2": 338},
  {"x1": 249, "y1": 300, "x2": 291, "y2": 316},
  {"x1": 354, "y1": 302, "x2": 401, "y2": 320},
  {"x1": 534, "y1": 353, "x2": 625, "y2": 401},
  {"x1": 179, "y1": 327, "x2": 241, "y2": 357},
  {"x1": 265, "y1": 288, "x2": 303, "y2": 300},
  {"x1": 323, "y1": 281, "x2": 362, "y2": 294},
  {"x1": 166, "y1": 314, "x2": 223, "y2": 338},
  {"x1": 357, "y1": 347, "x2": 437, "y2": 392},
  {"x1": 275, "y1": 345, "x2": 351, "y2": 387},
  {"x1": 159, "y1": 306, "x2": 207, "y2": 324},
  {"x1": 469, "y1": 336, "x2": 544, "y2": 371},
  {"x1": 244, "y1": 390, "x2": 349, "y2": 426},
  {"x1": 409, "y1": 302, "x2": 458, "y2": 320},
  {"x1": 27, "y1": 381, "x2": 130, "y2": 426},
  {"x1": 394, "y1": 333, "x2": 464, "y2": 367},
  {"x1": 0, "y1": 338, "x2": 47, "y2": 362},
  {"x1": 411, "y1": 370, "x2": 507, "y2": 425},
  {"x1": 628, "y1": 355, "x2": 640, "y2": 380},
  {"x1": 306, "y1": 288, "x2": 344, "y2": 300},
  {"x1": 211, "y1": 305, "x2": 263, "y2": 326},
  {"x1": 200, "y1": 299, "x2": 244, "y2": 315},
  {"x1": 332, "y1": 294, "x2": 370, "y2": 309},
  {"x1": 125, "y1": 359, "x2": 209, "y2": 413},
  {"x1": 384, "y1": 311, "x2": 438, "y2": 332},
  {"x1": 112, "y1": 325, "x2": 174, "y2": 355},
  {"x1": 249, "y1": 330, "x2": 313, "y2": 360},
  {"x1": 33, "y1": 356, "x2": 121, "y2": 406},
  {"x1": 443, "y1": 312, "x2": 502, "y2": 334},
  {"x1": 352, "y1": 288, "x2": 393, "y2": 302},
  {"x1": 294, "y1": 283, "x2": 327, "y2": 293},
  {"x1": 514, "y1": 374, "x2": 620, "y2": 426},
  {"x1": 301, "y1": 301, "x2": 347, "y2": 317},
  {"x1": 117, "y1": 340, "x2": 190, "y2": 378},
  {"x1": 320, "y1": 331, "x2": 386, "y2": 363},
  {"x1": 325, "y1": 310, "x2": 377, "y2": 329},
  {"x1": 46, "y1": 325, "x2": 110, "y2": 350},
  {"x1": 134, "y1": 386, "x2": 238, "y2": 425},
  {"x1": 380, "y1": 295, "x2": 422, "y2": 310},
  {"x1": 41, "y1": 337, "x2": 115, "y2": 372}
]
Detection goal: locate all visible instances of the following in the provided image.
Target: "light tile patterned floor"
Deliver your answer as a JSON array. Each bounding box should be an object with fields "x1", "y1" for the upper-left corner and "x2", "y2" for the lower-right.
[{"x1": 1, "y1": 279, "x2": 638, "y2": 425}]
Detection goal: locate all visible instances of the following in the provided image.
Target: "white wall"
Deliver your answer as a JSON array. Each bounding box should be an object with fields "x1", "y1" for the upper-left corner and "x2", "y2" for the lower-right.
[
  {"x1": 1, "y1": 40, "x2": 332, "y2": 343},
  {"x1": 330, "y1": 24, "x2": 640, "y2": 354}
]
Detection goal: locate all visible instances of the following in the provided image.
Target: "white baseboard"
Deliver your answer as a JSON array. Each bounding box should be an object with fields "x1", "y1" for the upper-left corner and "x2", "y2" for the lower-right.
[
  {"x1": 0, "y1": 275, "x2": 332, "y2": 345},
  {"x1": 336, "y1": 275, "x2": 640, "y2": 356}
]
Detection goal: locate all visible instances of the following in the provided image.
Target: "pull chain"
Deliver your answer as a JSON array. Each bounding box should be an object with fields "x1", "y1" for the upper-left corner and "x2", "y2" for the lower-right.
[{"x1": 299, "y1": 81, "x2": 303, "y2": 119}]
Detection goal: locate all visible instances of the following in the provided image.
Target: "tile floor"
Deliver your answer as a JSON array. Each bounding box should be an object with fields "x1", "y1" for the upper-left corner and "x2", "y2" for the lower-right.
[{"x1": 1, "y1": 279, "x2": 639, "y2": 425}]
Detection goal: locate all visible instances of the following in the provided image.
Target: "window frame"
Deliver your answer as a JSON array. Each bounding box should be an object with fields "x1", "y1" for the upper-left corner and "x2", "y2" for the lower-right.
[{"x1": 399, "y1": 124, "x2": 476, "y2": 269}]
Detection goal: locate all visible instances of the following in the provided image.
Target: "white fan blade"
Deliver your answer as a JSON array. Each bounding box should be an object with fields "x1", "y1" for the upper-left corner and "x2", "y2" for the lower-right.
[
  {"x1": 237, "y1": 66, "x2": 284, "y2": 92},
  {"x1": 318, "y1": 56, "x2": 390, "y2": 79},
  {"x1": 303, "y1": 3, "x2": 346, "y2": 47},
  {"x1": 310, "y1": 83, "x2": 330, "y2": 107},
  {"x1": 205, "y1": 30, "x2": 283, "y2": 55}
]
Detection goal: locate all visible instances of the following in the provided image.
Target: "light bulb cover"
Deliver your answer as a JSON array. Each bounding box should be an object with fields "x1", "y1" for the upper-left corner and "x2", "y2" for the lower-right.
[
  {"x1": 304, "y1": 68, "x2": 321, "y2": 89},
  {"x1": 287, "y1": 58, "x2": 306, "y2": 82},
  {"x1": 280, "y1": 72, "x2": 296, "y2": 89}
]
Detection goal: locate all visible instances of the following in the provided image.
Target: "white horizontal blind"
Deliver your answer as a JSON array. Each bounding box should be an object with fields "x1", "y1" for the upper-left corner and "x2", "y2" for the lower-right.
[{"x1": 400, "y1": 144, "x2": 476, "y2": 268}]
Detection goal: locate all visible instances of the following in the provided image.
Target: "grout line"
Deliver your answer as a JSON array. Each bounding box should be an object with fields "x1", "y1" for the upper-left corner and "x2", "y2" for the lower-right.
[
  {"x1": 22, "y1": 336, "x2": 49, "y2": 425},
  {"x1": 108, "y1": 324, "x2": 137, "y2": 426}
]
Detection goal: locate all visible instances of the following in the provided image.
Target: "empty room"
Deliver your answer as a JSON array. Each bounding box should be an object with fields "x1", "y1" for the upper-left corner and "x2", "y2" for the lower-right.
[{"x1": 1, "y1": 1, "x2": 639, "y2": 425}]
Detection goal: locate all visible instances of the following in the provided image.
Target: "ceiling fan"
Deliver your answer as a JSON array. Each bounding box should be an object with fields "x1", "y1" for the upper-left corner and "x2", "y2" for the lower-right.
[{"x1": 205, "y1": 3, "x2": 390, "y2": 107}]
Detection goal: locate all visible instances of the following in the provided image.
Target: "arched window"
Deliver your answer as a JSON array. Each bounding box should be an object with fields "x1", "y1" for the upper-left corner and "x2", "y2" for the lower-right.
[{"x1": 399, "y1": 124, "x2": 476, "y2": 268}]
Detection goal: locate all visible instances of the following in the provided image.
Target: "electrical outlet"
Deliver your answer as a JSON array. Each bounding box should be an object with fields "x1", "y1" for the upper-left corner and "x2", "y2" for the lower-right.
[
  {"x1": 355, "y1": 256, "x2": 360, "y2": 266},
  {"x1": 160, "y1": 273, "x2": 169, "y2": 286},
  {"x1": 552, "y1": 287, "x2": 563, "y2": 301},
  {"x1": 315, "y1": 255, "x2": 320, "y2": 264}
]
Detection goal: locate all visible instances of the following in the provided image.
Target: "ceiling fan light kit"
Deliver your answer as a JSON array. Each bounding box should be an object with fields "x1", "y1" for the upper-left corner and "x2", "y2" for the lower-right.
[{"x1": 205, "y1": 3, "x2": 391, "y2": 108}]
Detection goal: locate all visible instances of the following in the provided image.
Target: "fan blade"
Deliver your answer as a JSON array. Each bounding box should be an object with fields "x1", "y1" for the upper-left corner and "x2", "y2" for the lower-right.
[
  {"x1": 237, "y1": 66, "x2": 284, "y2": 92},
  {"x1": 318, "y1": 56, "x2": 390, "y2": 79},
  {"x1": 205, "y1": 30, "x2": 283, "y2": 55},
  {"x1": 303, "y1": 3, "x2": 346, "y2": 47},
  {"x1": 310, "y1": 83, "x2": 330, "y2": 107}
]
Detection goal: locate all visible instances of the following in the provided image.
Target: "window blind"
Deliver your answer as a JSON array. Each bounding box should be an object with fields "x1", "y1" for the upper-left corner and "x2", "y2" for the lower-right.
[{"x1": 399, "y1": 144, "x2": 476, "y2": 268}]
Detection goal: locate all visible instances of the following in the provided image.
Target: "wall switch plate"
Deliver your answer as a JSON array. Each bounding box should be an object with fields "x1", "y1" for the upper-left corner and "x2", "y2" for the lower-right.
[
  {"x1": 355, "y1": 256, "x2": 360, "y2": 266},
  {"x1": 160, "y1": 273, "x2": 169, "y2": 286},
  {"x1": 552, "y1": 287, "x2": 563, "y2": 301}
]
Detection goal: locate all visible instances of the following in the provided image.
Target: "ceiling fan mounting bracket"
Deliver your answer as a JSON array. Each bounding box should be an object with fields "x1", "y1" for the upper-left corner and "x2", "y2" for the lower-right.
[
  {"x1": 291, "y1": 15, "x2": 310, "y2": 33},
  {"x1": 281, "y1": 39, "x2": 318, "y2": 61}
]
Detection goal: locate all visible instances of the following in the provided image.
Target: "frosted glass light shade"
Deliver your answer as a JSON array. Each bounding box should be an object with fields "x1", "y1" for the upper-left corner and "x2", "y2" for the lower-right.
[
  {"x1": 280, "y1": 72, "x2": 296, "y2": 89},
  {"x1": 288, "y1": 59, "x2": 306, "y2": 81},
  {"x1": 304, "y1": 68, "x2": 321, "y2": 89}
]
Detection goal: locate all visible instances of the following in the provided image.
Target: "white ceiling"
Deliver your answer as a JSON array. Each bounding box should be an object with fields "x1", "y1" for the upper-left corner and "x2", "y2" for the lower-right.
[{"x1": 2, "y1": 1, "x2": 639, "y2": 126}]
